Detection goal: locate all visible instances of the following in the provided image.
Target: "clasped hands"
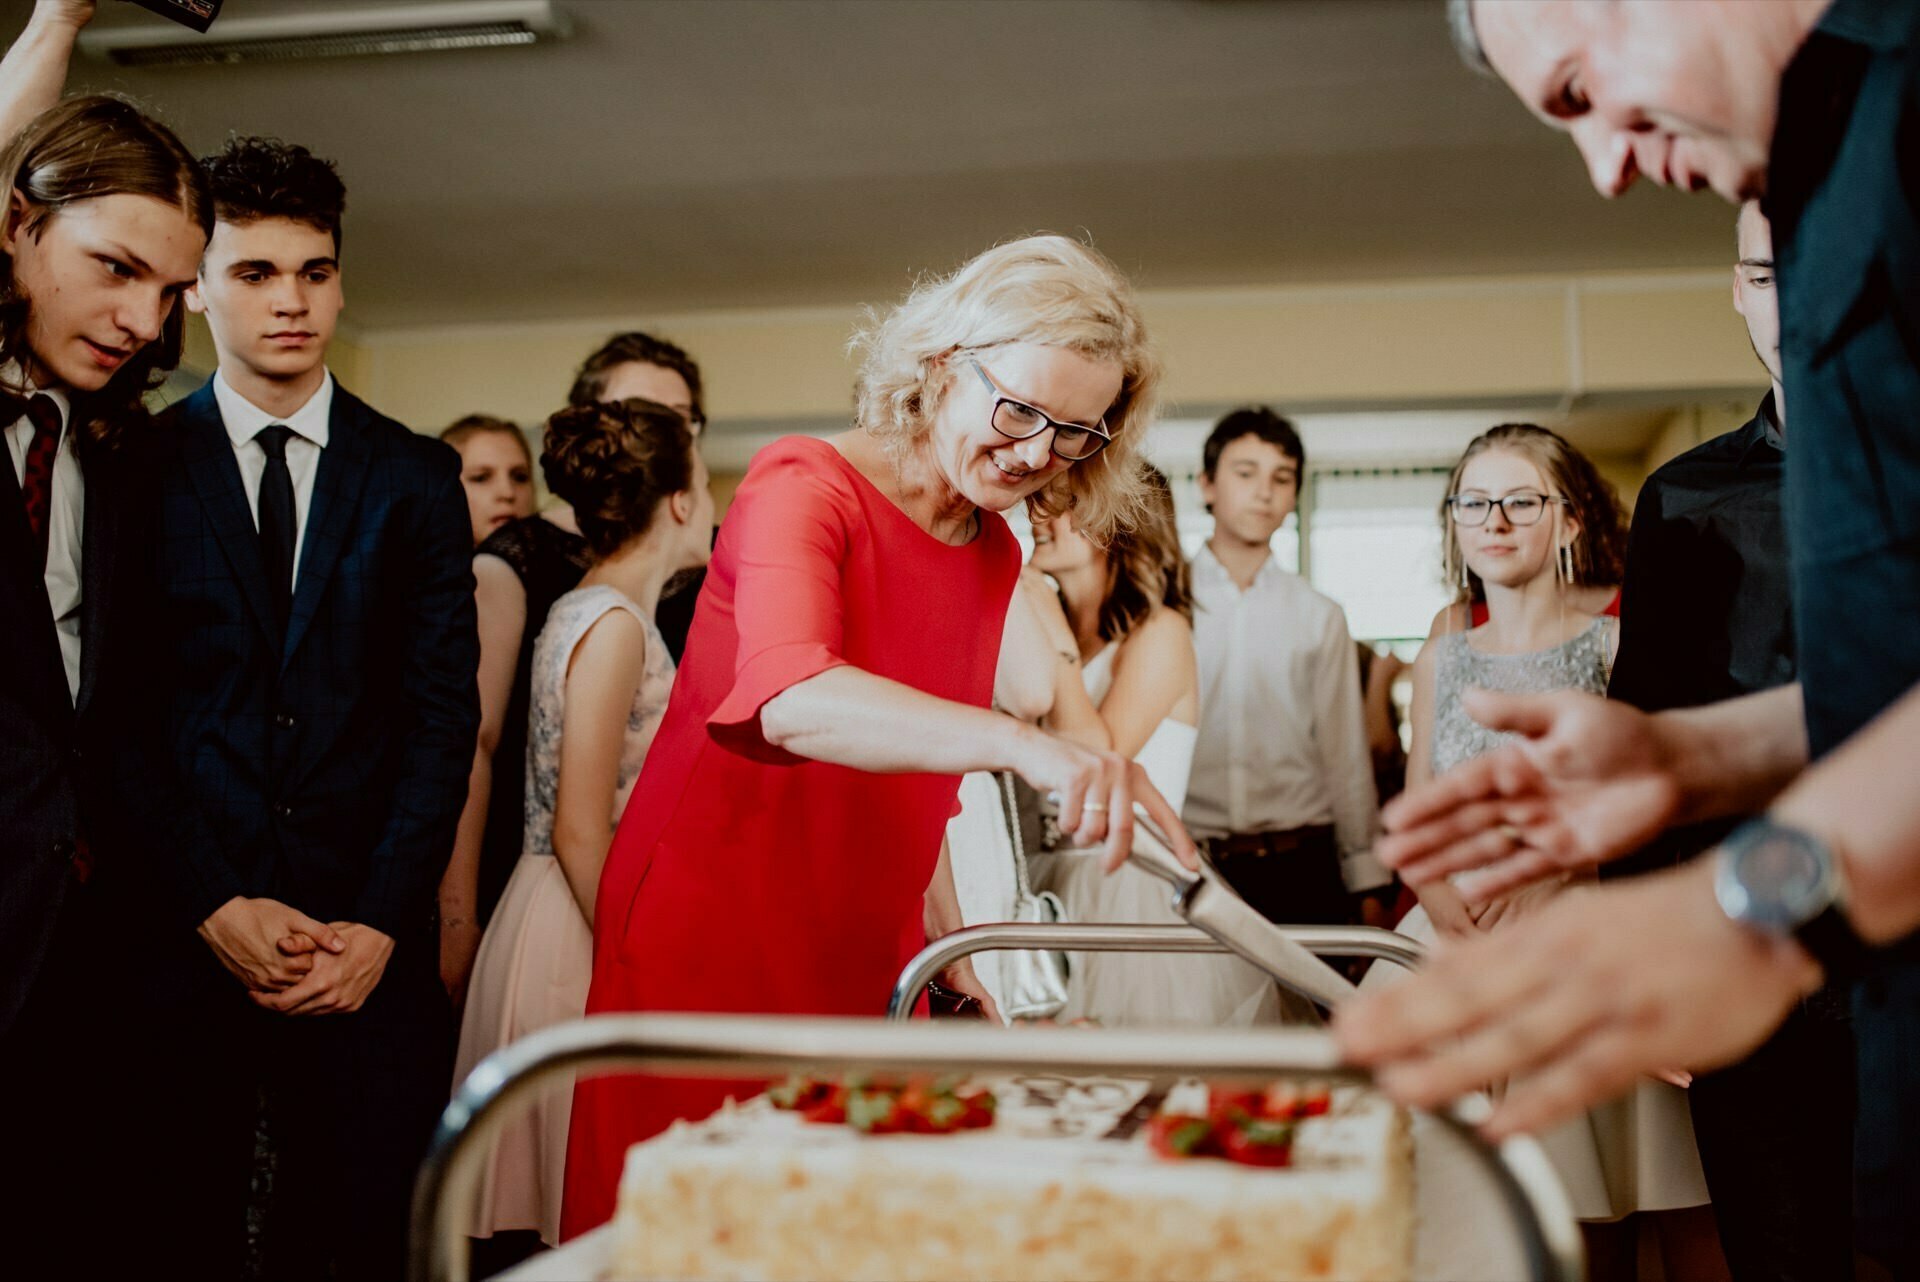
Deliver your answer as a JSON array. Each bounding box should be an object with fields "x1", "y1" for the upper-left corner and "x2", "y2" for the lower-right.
[
  {"x1": 1334, "y1": 688, "x2": 1819, "y2": 1138},
  {"x1": 197, "y1": 896, "x2": 395, "y2": 1016}
]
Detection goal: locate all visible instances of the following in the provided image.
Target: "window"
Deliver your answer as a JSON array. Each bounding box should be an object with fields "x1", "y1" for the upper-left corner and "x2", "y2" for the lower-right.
[{"x1": 1302, "y1": 467, "x2": 1452, "y2": 651}]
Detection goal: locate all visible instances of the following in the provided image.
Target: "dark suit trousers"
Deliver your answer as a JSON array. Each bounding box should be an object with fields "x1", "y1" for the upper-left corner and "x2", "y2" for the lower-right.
[
  {"x1": 1688, "y1": 996, "x2": 1856, "y2": 1282},
  {"x1": 1853, "y1": 955, "x2": 1920, "y2": 1280},
  {"x1": 0, "y1": 884, "x2": 112, "y2": 1278},
  {"x1": 1206, "y1": 826, "x2": 1354, "y2": 925},
  {"x1": 109, "y1": 926, "x2": 450, "y2": 1282}
]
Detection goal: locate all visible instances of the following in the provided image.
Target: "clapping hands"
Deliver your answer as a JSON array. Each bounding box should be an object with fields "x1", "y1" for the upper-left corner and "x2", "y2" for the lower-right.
[{"x1": 1379, "y1": 688, "x2": 1684, "y2": 899}]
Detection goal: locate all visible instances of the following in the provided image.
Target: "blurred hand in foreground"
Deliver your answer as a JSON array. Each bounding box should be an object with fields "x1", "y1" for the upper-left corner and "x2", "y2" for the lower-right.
[
  {"x1": 1333, "y1": 860, "x2": 1817, "y2": 1138},
  {"x1": 1379, "y1": 689, "x2": 1683, "y2": 900}
]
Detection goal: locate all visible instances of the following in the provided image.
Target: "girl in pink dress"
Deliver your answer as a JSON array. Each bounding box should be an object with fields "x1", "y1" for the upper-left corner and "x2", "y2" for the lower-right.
[{"x1": 454, "y1": 398, "x2": 712, "y2": 1245}]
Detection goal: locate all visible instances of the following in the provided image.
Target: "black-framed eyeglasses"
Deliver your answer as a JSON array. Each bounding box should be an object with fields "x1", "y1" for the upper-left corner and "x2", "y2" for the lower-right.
[
  {"x1": 970, "y1": 360, "x2": 1111, "y2": 462},
  {"x1": 1445, "y1": 490, "x2": 1568, "y2": 527}
]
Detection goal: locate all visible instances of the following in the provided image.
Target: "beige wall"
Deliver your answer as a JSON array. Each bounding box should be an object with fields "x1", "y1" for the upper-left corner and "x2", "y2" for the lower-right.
[
  {"x1": 1641, "y1": 400, "x2": 1756, "y2": 475},
  {"x1": 338, "y1": 267, "x2": 1759, "y2": 503},
  {"x1": 168, "y1": 269, "x2": 1766, "y2": 532},
  {"x1": 351, "y1": 267, "x2": 1752, "y2": 422}
]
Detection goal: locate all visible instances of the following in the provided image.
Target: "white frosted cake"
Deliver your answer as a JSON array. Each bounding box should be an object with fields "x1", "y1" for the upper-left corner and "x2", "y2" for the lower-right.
[{"x1": 608, "y1": 1075, "x2": 1413, "y2": 1281}]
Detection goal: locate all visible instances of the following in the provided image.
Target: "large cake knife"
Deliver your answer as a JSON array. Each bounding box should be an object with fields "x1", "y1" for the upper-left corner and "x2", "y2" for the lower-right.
[{"x1": 1127, "y1": 808, "x2": 1359, "y2": 1010}]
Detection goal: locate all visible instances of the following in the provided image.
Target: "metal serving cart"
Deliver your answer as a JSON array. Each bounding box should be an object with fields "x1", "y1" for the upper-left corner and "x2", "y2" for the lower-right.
[{"x1": 413, "y1": 919, "x2": 1583, "y2": 1282}]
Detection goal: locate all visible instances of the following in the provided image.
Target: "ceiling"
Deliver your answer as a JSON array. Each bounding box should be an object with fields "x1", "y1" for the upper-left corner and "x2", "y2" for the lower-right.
[{"x1": 34, "y1": 0, "x2": 1738, "y2": 332}]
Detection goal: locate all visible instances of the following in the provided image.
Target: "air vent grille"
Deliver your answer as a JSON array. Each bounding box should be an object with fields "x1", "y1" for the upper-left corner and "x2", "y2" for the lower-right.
[
  {"x1": 106, "y1": 20, "x2": 542, "y2": 67},
  {"x1": 79, "y1": 2, "x2": 567, "y2": 68}
]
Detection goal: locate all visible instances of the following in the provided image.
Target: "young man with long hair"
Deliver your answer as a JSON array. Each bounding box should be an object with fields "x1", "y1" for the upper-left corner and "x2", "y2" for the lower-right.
[{"x1": 0, "y1": 2, "x2": 210, "y2": 1271}]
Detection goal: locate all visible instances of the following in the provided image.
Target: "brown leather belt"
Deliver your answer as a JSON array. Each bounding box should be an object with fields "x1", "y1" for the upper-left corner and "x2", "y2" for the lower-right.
[{"x1": 1205, "y1": 825, "x2": 1335, "y2": 859}]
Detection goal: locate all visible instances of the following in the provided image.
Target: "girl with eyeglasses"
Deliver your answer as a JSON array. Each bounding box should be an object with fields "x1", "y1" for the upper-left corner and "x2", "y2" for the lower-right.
[
  {"x1": 1397, "y1": 423, "x2": 1626, "y2": 939},
  {"x1": 560, "y1": 236, "x2": 1199, "y2": 1239},
  {"x1": 1371, "y1": 425, "x2": 1716, "y2": 1260}
]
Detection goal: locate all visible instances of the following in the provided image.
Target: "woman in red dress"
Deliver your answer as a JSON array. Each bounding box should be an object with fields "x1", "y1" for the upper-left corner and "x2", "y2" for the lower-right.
[{"x1": 560, "y1": 236, "x2": 1197, "y2": 1237}]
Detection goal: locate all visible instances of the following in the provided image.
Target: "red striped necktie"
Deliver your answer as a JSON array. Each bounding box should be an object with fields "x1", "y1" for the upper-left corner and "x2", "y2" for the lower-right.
[{"x1": 19, "y1": 394, "x2": 63, "y2": 570}]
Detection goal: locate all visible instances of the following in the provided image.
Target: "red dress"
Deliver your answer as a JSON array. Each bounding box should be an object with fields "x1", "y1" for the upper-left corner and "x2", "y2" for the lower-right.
[
  {"x1": 1469, "y1": 589, "x2": 1619, "y2": 627},
  {"x1": 560, "y1": 436, "x2": 1019, "y2": 1238}
]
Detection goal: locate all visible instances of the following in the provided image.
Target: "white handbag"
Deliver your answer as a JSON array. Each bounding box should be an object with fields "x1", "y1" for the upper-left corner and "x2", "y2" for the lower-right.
[{"x1": 995, "y1": 771, "x2": 1072, "y2": 1021}]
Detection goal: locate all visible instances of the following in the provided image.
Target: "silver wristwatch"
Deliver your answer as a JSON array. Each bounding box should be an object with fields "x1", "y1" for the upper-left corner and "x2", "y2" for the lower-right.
[{"x1": 1713, "y1": 817, "x2": 1868, "y2": 979}]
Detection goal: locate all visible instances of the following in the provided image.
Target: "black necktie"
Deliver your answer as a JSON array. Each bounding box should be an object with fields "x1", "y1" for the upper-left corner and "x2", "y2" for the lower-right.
[{"x1": 255, "y1": 424, "x2": 296, "y2": 637}]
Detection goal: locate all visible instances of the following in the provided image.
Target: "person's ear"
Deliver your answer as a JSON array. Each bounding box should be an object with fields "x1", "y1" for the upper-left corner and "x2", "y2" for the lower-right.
[
  {"x1": 1197, "y1": 470, "x2": 1217, "y2": 515},
  {"x1": 185, "y1": 275, "x2": 207, "y2": 316},
  {"x1": 2, "y1": 190, "x2": 31, "y2": 257},
  {"x1": 927, "y1": 350, "x2": 957, "y2": 391},
  {"x1": 669, "y1": 488, "x2": 694, "y2": 525}
]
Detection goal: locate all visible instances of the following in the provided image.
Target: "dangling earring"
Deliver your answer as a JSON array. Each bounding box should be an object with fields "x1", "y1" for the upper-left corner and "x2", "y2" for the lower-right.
[{"x1": 1557, "y1": 542, "x2": 1574, "y2": 588}]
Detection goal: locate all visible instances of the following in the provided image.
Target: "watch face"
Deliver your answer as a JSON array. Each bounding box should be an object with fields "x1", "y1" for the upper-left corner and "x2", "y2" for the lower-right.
[{"x1": 1730, "y1": 826, "x2": 1831, "y2": 929}]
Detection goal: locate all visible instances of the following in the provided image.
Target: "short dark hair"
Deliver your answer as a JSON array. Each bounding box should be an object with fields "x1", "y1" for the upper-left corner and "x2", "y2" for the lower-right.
[
  {"x1": 567, "y1": 331, "x2": 705, "y2": 423},
  {"x1": 1202, "y1": 406, "x2": 1306, "y2": 479},
  {"x1": 540, "y1": 398, "x2": 697, "y2": 560},
  {"x1": 201, "y1": 136, "x2": 346, "y2": 252}
]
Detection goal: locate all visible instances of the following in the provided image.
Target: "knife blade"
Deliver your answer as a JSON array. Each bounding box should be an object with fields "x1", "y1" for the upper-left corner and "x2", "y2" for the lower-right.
[{"x1": 1130, "y1": 807, "x2": 1359, "y2": 1009}]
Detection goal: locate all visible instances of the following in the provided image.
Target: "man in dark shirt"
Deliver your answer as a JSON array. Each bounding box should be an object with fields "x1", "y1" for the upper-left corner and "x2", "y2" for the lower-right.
[
  {"x1": 1610, "y1": 204, "x2": 1795, "y2": 722},
  {"x1": 1765, "y1": 11, "x2": 1920, "y2": 1267},
  {"x1": 1336, "y1": 6, "x2": 1920, "y2": 1277},
  {"x1": 1610, "y1": 202, "x2": 1852, "y2": 1282}
]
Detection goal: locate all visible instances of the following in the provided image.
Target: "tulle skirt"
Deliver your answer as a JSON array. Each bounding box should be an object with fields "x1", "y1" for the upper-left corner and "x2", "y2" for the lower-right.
[
  {"x1": 452, "y1": 854, "x2": 593, "y2": 1245},
  {"x1": 1030, "y1": 850, "x2": 1292, "y2": 1027}
]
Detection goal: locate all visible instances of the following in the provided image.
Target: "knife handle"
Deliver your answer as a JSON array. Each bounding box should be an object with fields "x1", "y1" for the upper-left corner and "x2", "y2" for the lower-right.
[{"x1": 1128, "y1": 805, "x2": 1201, "y2": 890}]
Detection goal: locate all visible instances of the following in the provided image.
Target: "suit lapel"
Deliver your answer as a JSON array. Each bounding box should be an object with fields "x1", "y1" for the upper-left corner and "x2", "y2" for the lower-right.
[
  {"x1": 0, "y1": 425, "x2": 37, "y2": 587},
  {"x1": 0, "y1": 426, "x2": 68, "y2": 720},
  {"x1": 180, "y1": 386, "x2": 280, "y2": 647},
  {"x1": 74, "y1": 435, "x2": 119, "y2": 718},
  {"x1": 281, "y1": 389, "x2": 370, "y2": 670}
]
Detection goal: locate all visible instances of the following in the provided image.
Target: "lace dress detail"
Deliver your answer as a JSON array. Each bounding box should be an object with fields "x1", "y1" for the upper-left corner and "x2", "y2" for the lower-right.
[
  {"x1": 522, "y1": 585, "x2": 675, "y2": 854},
  {"x1": 1431, "y1": 618, "x2": 1612, "y2": 776},
  {"x1": 477, "y1": 513, "x2": 592, "y2": 596}
]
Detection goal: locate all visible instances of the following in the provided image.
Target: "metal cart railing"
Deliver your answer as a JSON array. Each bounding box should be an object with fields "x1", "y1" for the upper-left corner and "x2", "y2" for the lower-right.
[
  {"x1": 887, "y1": 921, "x2": 1426, "y2": 1019},
  {"x1": 415, "y1": 926, "x2": 1584, "y2": 1282}
]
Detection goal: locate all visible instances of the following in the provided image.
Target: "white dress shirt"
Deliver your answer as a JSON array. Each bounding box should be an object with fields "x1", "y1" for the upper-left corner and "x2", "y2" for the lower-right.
[
  {"x1": 4, "y1": 385, "x2": 82, "y2": 703},
  {"x1": 1182, "y1": 543, "x2": 1388, "y2": 892},
  {"x1": 213, "y1": 368, "x2": 332, "y2": 591}
]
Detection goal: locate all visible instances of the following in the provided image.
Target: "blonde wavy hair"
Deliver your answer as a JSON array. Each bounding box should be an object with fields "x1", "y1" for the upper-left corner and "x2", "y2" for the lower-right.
[{"x1": 850, "y1": 234, "x2": 1160, "y2": 545}]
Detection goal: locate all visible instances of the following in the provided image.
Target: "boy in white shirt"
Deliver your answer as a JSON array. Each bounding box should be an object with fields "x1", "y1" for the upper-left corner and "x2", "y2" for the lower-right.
[{"x1": 1184, "y1": 408, "x2": 1390, "y2": 926}]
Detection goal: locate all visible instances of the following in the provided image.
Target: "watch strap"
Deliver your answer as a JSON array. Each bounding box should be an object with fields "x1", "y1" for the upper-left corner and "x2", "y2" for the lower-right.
[{"x1": 1793, "y1": 903, "x2": 1873, "y2": 984}]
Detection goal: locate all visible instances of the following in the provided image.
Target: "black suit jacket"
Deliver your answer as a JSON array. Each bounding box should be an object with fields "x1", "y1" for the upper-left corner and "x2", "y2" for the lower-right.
[
  {"x1": 0, "y1": 426, "x2": 146, "y2": 1035},
  {"x1": 119, "y1": 381, "x2": 478, "y2": 943}
]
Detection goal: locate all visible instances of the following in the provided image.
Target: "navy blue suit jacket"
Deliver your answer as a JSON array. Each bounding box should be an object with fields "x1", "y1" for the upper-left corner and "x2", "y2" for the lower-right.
[
  {"x1": 0, "y1": 426, "x2": 145, "y2": 1034},
  {"x1": 121, "y1": 381, "x2": 478, "y2": 941}
]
